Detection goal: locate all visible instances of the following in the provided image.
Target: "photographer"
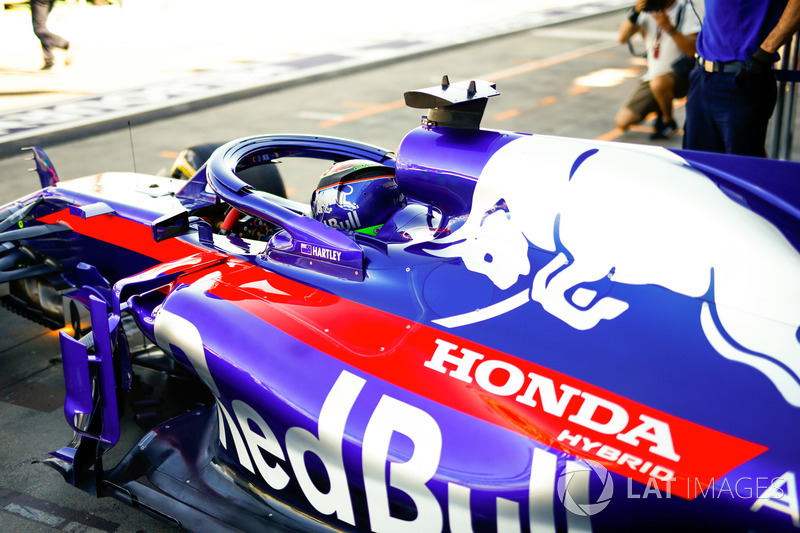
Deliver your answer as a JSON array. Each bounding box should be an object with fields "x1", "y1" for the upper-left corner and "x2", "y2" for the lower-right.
[
  {"x1": 684, "y1": 0, "x2": 800, "y2": 157},
  {"x1": 615, "y1": 0, "x2": 701, "y2": 139}
]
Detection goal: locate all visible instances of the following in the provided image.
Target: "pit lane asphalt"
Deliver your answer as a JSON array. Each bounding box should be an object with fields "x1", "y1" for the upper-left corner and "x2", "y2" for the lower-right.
[
  {"x1": 0, "y1": 6, "x2": 793, "y2": 532},
  {"x1": 0, "y1": 0, "x2": 629, "y2": 159}
]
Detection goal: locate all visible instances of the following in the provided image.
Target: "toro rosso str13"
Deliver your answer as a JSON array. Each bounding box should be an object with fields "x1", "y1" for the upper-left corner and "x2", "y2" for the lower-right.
[{"x1": 1, "y1": 77, "x2": 799, "y2": 532}]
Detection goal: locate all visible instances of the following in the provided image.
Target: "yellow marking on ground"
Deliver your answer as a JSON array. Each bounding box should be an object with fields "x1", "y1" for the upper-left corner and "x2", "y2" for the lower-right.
[
  {"x1": 568, "y1": 86, "x2": 589, "y2": 95},
  {"x1": 494, "y1": 109, "x2": 521, "y2": 121},
  {"x1": 319, "y1": 41, "x2": 617, "y2": 128},
  {"x1": 341, "y1": 101, "x2": 376, "y2": 108},
  {"x1": 573, "y1": 67, "x2": 640, "y2": 88},
  {"x1": 320, "y1": 100, "x2": 406, "y2": 128},
  {"x1": 597, "y1": 98, "x2": 688, "y2": 141},
  {"x1": 595, "y1": 122, "x2": 684, "y2": 142},
  {"x1": 595, "y1": 128, "x2": 625, "y2": 141},
  {"x1": 478, "y1": 41, "x2": 618, "y2": 82},
  {"x1": 160, "y1": 150, "x2": 180, "y2": 159},
  {"x1": 539, "y1": 96, "x2": 558, "y2": 106}
]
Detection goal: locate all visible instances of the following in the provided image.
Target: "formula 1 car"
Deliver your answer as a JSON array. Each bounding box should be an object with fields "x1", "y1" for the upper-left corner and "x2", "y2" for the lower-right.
[{"x1": 1, "y1": 76, "x2": 799, "y2": 532}]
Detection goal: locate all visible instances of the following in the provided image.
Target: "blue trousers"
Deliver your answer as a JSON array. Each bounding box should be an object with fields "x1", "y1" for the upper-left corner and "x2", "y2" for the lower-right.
[{"x1": 683, "y1": 66, "x2": 777, "y2": 157}]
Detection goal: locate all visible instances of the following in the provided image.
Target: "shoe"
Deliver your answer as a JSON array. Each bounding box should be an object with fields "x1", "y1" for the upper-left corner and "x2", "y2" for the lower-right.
[
  {"x1": 651, "y1": 119, "x2": 678, "y2": 140},
  {"x1": 64, "y1": 43, "x2": 74, "y2": 66},
  {"x1": 41, "y1": 61, "x2": 55, "y2": 71}
]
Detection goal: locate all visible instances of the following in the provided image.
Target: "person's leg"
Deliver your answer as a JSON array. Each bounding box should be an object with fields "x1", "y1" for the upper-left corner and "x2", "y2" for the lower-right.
[
  {"x1": 683, "y1": 68, "x2": 726, "y2": 153},
  {"x1": 615, "y1": 106, "x2": 641, "y2": 130},
  {"x1": 649, "y1": 73, "x2": 676, "y2": 123},
  {"x1": 616, "y1": 80, "x2": 659, "y2": 130},
  {"x1": 30, "y1": 0, "x2": 69, "y2": 68},
  {"x1": 30, "y1": 0, "x2": 54, "y2": 66},
  {"x1": 649, "y1": 73, "x2": 680, "y2": 139},
  {"x1": 720, "y1": 72, "x2": 778, "y2": 157}
]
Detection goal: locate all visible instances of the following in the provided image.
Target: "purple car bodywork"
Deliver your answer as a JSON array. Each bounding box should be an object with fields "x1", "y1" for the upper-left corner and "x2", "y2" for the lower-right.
[{"x1": 0, "y1": 78, "x2": 799, "y2": 532}]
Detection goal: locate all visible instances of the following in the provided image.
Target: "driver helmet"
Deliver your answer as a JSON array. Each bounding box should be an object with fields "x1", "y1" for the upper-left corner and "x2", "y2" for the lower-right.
[{"x1": 311, "y1": 160, "x2": 405, "y2": 234}]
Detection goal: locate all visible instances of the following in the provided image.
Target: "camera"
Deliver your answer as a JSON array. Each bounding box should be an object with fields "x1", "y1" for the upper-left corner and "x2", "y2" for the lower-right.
[{"x1": 642, "y1": 0, "x2": 667, "y2": 11}]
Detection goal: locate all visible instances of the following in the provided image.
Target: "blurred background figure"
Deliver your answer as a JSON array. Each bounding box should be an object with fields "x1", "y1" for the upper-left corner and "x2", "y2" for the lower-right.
[
  {"x1": 684, "y1": 0, "x2": 800, "y2": 157},
  {"x1": 615, "y1": 0, "x2": 701, "y2": 139},
  {"x1": 29, "y1": 0, "x2": 71, "y2": 70}
]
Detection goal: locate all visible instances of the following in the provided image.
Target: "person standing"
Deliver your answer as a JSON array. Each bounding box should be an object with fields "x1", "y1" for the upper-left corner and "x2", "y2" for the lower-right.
[
  {"x1": 615, "y1": 0, "x2": 701, "y2": 140},
  {"x1": 29, "y1": 0, "x2": 71, "y2": 70},
  {"x1": 684, "y1": 0, "x2": 800, "y2": 156}
]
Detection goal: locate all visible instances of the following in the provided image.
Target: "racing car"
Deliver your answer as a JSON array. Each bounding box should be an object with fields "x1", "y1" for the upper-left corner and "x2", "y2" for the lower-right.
[{"x1": 1, "y1": 76, "x2": 799, "y2": 532}]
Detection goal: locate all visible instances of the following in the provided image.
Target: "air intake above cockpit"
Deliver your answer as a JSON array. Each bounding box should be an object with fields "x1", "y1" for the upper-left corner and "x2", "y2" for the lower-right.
[{"x1": 404, "y1": 75, "x2": 499, "y2": 130}]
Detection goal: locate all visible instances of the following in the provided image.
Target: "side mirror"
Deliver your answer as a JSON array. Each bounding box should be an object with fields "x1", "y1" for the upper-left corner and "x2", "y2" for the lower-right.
[{"x1": 152, "y1": 210, "x2": 190, "y2": 242}]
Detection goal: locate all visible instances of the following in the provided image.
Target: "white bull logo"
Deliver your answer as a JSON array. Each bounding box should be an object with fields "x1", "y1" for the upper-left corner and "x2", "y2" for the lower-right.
[{"x1": 428, "y1": 136, "x2": 800, "y2": 407}]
